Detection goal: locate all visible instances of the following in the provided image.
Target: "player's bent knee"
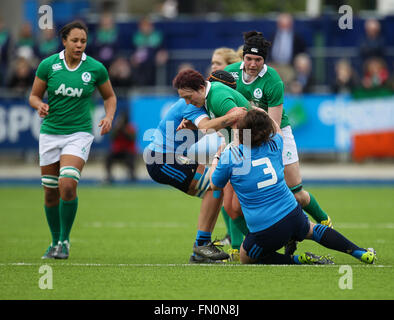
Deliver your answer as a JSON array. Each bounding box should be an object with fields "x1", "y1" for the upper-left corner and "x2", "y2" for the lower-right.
[
  {"x1": 193, "y1": 167, "x2": 211, "y2": 198},
  {"x1": 240, "y1": 244, "x2": 254, "y2": 264},
  {"x1": 294, "y1": 189, "x2": 309, "y2": 207},
  {"x1": 43, "y1": 186, "x2": 60, "y2": 206}
]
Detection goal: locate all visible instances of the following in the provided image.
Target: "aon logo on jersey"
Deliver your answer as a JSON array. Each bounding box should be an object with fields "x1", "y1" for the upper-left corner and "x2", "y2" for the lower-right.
[{"x1": 55, "y1": 83, "x2": 83, "y2": 97}]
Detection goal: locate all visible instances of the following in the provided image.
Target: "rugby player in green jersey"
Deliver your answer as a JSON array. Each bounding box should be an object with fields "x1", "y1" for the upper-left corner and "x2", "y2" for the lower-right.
[
  {"x1": 225, "y1": 31, "x2": 332, "y2": 254},
  {"x1": 29, "y1": 21, "x2": 117, "y2": 259}
]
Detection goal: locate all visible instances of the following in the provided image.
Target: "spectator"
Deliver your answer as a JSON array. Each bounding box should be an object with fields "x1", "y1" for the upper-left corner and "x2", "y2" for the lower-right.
[
  {"x1": 361, "y1": 57, "x2": 389, "y2": 90},
  {"x1": 6, "y1": 57, "x2": 35, "y2": 95},
  {"x1": 130, "y1": 16, "x2": 168, "y2": 86},
  {"x1": 37, "y1": 28, "x2": 60, "y2": 60},
  {"x1": 289, "y1": 53, "x2": 315, "y2": 94},
  {"x1": 269, "y1": 13, "x2": 306, "y2": 86},
  {"x1": 108, "y1": 56, "x2": 134, "y2": 90},
  {"x1": 270, "y1": 13, "x2": 306, "y2": 64},
  {"x1": 211, "y1": 47, "x2": 241, "y2": 73},
  {"x1": 359, "y1": 19, "x2": 385, "y2": 63},
  {"x1": 0, "y1": 17, "x2": 11, "y2": 86},
  {"x1": 331, "y1": 59, "x2": 359, "y2": 94},
  {"x1": 15, "y1": 21, "x2": 37, "y2": 62},
  {"x1": 105, "y1": 112, "x2": 137, "y2": 183},
  {"x1": 93, "y1": 12, "x2": 119, "y2": 69}
]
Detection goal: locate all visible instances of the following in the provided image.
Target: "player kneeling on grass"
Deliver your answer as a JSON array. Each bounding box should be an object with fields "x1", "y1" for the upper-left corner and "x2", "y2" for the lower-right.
[{"x1": 210, "y1": 109, "x2": 376, "y2": 265}]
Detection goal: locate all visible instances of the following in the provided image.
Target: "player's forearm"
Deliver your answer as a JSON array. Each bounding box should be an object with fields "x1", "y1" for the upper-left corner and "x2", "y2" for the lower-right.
[
  {"x1": 103, "y1": 95, "x2": 117, "y2": 121},
  {"x1": 29, "y1": 94, "x2": 43, "y2": 111},
  {"x1": 198, "y1": 114, "x2": 235, "y2": 131},
  {"x1": 267, "y1": 105, "x2": 283, "y2": 129},
  {"x1": 251, "y1": 105, "x2": 282, "y2": 135}
]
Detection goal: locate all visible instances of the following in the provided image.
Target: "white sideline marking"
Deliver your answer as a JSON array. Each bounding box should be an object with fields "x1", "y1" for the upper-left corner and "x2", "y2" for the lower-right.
[
  {"x1": 0, "y1": 262, "x2": 391, "y2": 268},
  {"x1": 82, "y1": 222, "x2": 394, "y2": 229}
]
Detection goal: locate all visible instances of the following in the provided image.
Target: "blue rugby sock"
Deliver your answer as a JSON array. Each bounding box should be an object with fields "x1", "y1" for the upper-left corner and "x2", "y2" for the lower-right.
[
  {"x1": 195, "y1": 230, "x2": 211, "y2": 247},
  {"x1": 312, "y1": 224, "x2": 366, "y2": 257}
]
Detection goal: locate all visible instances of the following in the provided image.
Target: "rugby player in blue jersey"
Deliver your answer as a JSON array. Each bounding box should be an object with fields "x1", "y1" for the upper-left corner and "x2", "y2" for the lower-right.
[
  {"x1": 144, "y1": 85, "x2": 246, "y2": 263},
  {"x1": 210, "y1": 109, "x2": 376, "y2": 265}
]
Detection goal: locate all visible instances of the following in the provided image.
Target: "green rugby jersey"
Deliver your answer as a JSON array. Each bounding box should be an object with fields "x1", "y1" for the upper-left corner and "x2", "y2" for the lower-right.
[
  {"x1": 205, "y1": 81, "x2": 251, "y2": 119},
  {"x1": 225, "y1": 61, "x2": 290, "y2": 128},
  {"x1": 36, "y1": 50, "x2": 109, "y2": 135}
]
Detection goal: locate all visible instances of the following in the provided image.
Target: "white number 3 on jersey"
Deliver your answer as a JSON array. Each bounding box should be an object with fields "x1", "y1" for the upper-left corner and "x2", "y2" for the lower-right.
[{"x1": 251, "y1": 157, "x2": 278, "y2": 189}]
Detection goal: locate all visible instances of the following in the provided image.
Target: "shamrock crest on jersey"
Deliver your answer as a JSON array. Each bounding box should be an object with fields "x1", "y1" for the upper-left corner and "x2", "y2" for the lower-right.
[
  {"x1": 82, "y1": 72, "x2": 91, "y2": 83},
  {"x1": 253, "y1": 88, "x2": 263, "y2": 99}
]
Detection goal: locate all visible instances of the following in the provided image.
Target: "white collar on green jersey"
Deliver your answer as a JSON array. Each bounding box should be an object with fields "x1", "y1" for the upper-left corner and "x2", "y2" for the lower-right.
[
  {"x1": 204, "y1": 81, "x2": 211, "y2": 108},
  {"x1": 205, "y1": 81, "x2": 211, "y2": 98},
  {"x1": 240, "y1": 62, "x2": 268, "y2": 78},
  {"x1": 59, "y1": 50, "x2": 86, "y2": 71}
]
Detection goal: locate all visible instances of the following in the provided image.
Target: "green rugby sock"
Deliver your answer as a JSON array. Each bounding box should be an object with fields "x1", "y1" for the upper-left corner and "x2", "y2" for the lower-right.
[
  {"x1": 221, "y1": 207, "x2": 231, "y2": 236},
  {"x1": 59, "y1": 197, "x2": 78, "y2": 242},
  {"x1": 233, "y1": 215, "x2": 249, "y2": 236},
  {"x1": 303, "y1": 192, "x2": 328, "y2": 223},
  {"x1": 44, "y1": 204, "x2": 60, "y2": 246},
  {"x1": 229, "y1": 219, "x2": 244, "y2": 250}
]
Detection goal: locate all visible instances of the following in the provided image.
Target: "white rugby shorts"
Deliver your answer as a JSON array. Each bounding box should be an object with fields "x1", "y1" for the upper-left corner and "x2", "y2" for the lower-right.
[
  {"x1": 281, "y1": 125, "x2": 299, "y2": 166},
  {"x1": 39, "y1": 132, "x2": 94, "y2": 166}
]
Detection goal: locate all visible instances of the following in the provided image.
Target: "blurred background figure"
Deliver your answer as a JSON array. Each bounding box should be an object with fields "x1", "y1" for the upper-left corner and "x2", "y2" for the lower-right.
[
  {"x1": 105, "y1": 112, "x2": 137, "y2": 183},
  {"x1": 108, "y1": 56, "x2": 134, "y2": 91},
  {"x1": 14, "y1": 21, "x2": 37, "y2": 63},
  {"x1": 331, "y1": 59, "x2": 359, "y2": 94},
  {"x1": 361, "y1": 57, "x2": 390, "y2": 90},
  {"x1": 93, "y1": 12, "x2": 119, "y2": 69},
  {"x1": 211, "y1": 47, "x2": 241, "y2": 73},
  {"x1": 269, "y1": 13, "x2": 306, "y2": 86},
  {"x1": 6, "y1": 56, "x2": 34, "y2": 95},
  {"x1": 289, "y1": 53, "x2": 314, "y2": 94},
  {"x1": 36, "y1": 28, "x2": 60, "y2": 60},
  {"x1": 130, "y1": 16, "x2": 168, "y2": 86},
  {"x1": 160, "y1": 0, "x2": 178, "y2": 19},
  {"x1": 0, "y1": 16, "x2": 11, "y2": 86},
  {"x1": 359, "y1": 19, "x2": 385, "y2": 63},
  {"x1": 177, "y1": 62, "x2": 195, "y2": 74}
]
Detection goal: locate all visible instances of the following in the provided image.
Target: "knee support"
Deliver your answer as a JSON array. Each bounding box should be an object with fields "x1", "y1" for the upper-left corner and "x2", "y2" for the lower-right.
[
  {"x1": 193, "y1": 167, "x2": 211, "y2": 198},
  {"x1": 59, "y1": 166, "x2": 81, "y2": 183},
  {"x1": 41, "y1": 175, "x2": 59, "y2": 188}
]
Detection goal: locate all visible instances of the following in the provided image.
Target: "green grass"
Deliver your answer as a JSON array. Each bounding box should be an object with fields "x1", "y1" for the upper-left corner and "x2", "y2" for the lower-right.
[{"x1": 0, "y1": 186, "x2": 393, "y2": 300}]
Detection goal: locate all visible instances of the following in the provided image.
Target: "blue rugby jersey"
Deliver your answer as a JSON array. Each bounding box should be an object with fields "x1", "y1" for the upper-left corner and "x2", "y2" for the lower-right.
[
  {"x1": 147, "y1": 99, "x2": 208, "y2": 155},
  {"x1": 211, "y1": 133, "x2": 298, "y2": 232}
]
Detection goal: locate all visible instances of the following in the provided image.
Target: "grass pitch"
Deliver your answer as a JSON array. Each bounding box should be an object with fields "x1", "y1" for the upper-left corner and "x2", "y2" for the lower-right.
[{"x1": 0, "y1": 185, "x2": 393, "y2": 300}]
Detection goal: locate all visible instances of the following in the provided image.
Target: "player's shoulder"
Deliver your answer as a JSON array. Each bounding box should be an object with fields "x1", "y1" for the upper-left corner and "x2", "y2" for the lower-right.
[
  {"x1": 224, "y1": 61, "x2": 242, "y2": 72},
  {"x1": 84, "y1": 54, "x2": 107, "y2": 70},
  {"x1": 211, "y1": 81, "x2": 228, "y2": 91},
  {"x1": 265, "y1": 65, "x2": 283, "y2": 83},
  {"x1": 224, "y1": 62, "x2": 242, "y2": 81},
  {"x1": 38, "y1": 53, "x2": 61, "y2": 68}
]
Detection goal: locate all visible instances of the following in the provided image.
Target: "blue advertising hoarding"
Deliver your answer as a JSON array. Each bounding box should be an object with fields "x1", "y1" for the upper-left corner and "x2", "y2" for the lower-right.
[
  {"x1": 131, "y1": 93, "x2": 394, "y2": 154},
  {"x1": 0, "y1": 97, "x2": 110, "y2": 151},
  {"x1": 1, "y1": 94, "x2": 393, "y2": 155}
]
